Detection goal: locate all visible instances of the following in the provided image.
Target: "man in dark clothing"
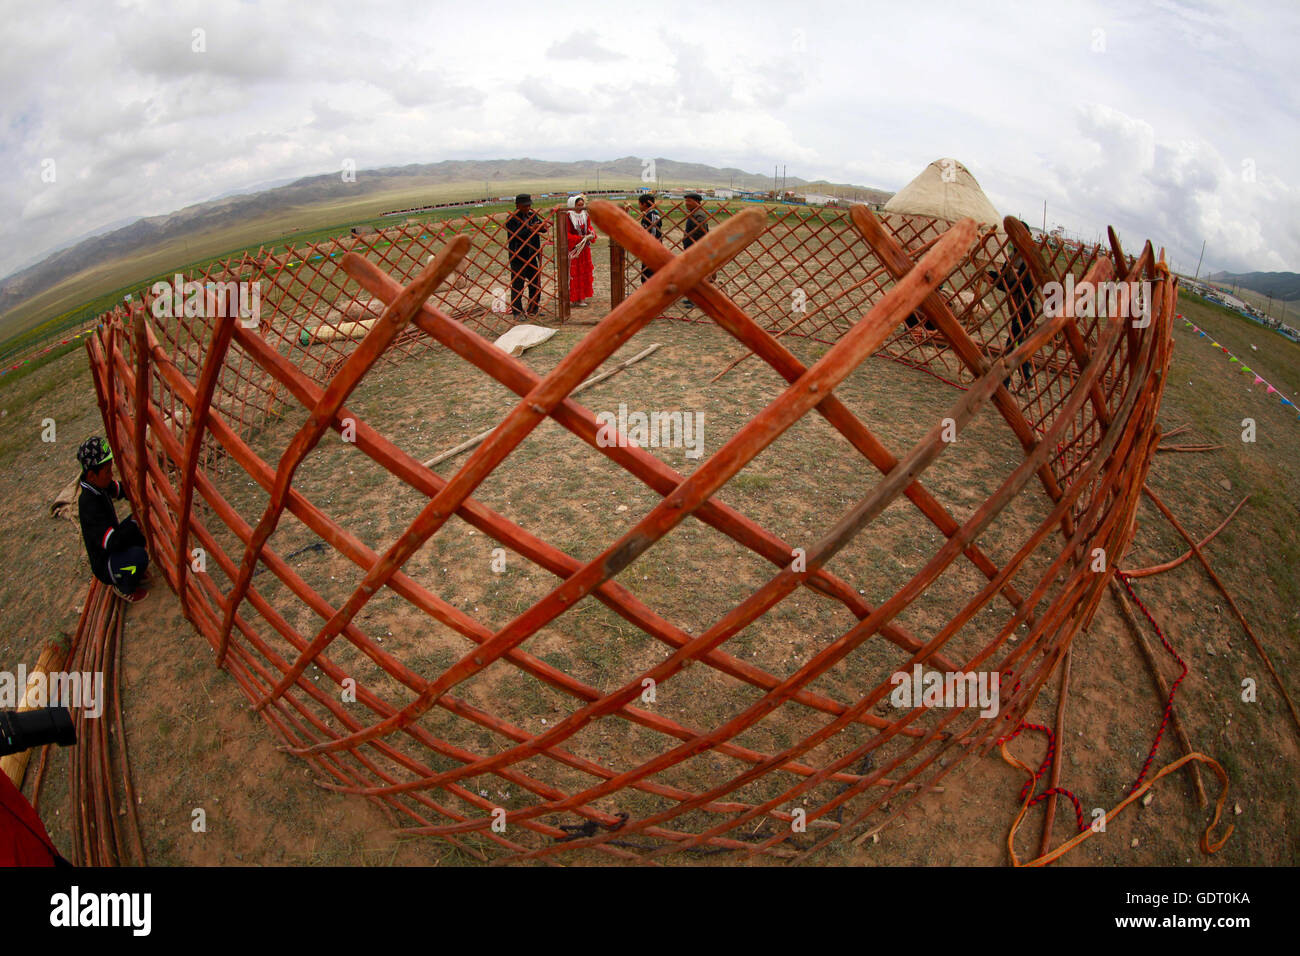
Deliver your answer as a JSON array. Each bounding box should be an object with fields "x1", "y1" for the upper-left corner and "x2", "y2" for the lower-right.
[
  {"x1": 681, "y1": 193, "x2": 709, "y2": 308},
  {"x1": 505, "y1": 193, "x2": 549, "y2": 317},
  {"x1": 986, "y1": 245, "x2": 1039, "y2": 391},
  {"x1": 638, "y1": 194, "x2": 663, "y2": 285},
  {"x1": 76, "y1": 436, "x2": 149, "y2": 602},
  {"x1": 682, "y1": 192, "x2": 708, "y2": 248}
]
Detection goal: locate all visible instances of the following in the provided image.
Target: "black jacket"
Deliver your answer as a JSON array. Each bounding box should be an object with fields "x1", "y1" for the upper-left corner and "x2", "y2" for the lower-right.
[
  {"x1": 506, "y1": 209, "x2": 546, "y2": 266},
  {"x1": 990, "y1": 257, "x2": 1038, "y2": 339},
  {"x1": 641, "y1": 208, "x2": 663, "y2": 240},
  {"x1": 683, "y1": 208, "x2": 709, "y2": 247},
  {"x1": 78, "y1": 478, "x2": 129, "y2": 580}
]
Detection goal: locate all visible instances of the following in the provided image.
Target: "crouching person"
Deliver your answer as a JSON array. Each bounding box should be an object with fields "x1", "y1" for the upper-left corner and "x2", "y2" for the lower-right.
[{"x1": 76, "y1": 436, "x2": 149, "y2": 603}]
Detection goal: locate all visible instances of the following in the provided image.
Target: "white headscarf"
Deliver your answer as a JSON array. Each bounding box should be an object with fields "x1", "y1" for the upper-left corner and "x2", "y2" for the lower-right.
[{"x1": 567, "y1": 194, "x2": 589, "y2": 230}]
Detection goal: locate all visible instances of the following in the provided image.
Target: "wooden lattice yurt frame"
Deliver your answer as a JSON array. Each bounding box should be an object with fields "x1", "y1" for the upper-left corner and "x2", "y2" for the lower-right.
[{"x1": 86, "y1": 197, "x2": 1177, "y2": 863}]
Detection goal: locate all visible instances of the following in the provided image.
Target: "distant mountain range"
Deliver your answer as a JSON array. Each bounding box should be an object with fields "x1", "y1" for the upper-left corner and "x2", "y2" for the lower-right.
[
  {"x1": 1206, "y1": 271, "x2": 1300, "y2": 302},
  {"x1": 0, "y1": 157, "x2": 890, "y2": 324}
]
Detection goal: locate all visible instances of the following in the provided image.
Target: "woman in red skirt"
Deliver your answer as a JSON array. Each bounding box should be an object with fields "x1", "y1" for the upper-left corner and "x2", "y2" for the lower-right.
[{"x1": 566, "y1": 194, "x2": 596, "y2": 308}]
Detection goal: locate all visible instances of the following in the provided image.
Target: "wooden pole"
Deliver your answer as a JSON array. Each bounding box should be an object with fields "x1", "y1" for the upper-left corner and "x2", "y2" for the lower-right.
[
  {"x1": 610, "y1": 243, "x2": 626, "y2": 311},
  {"x1": 1143, "y1": 485, "x2": 1300, "y2": 737},
  {"x1": 1123, "y1": 496, "x2": 1248, "y2": 578},
  {"x1": 1109, "y1": 581, "x2": 1207, "y2": 806},
  {"x1": 131, "y1": 307, "x2": 154, "y2": 552},
  {"x1": 423, "y1": 343, "x2": 661, "y2": 468},
  {"x1": 554, "y1": 207, "x2": 570, "y2": 324},
  {"x1": 1037, "y1": 647, "x2": 1071, "y2": 857}
]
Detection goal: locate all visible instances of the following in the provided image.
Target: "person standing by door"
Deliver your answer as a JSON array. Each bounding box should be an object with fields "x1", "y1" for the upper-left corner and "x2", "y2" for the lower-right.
[
  {"x1": 566, "y1": 194, "x2": 597, "y2": 308},
  {"x1": 506, "y1": 193, "x2": 548, "y2": 317}
]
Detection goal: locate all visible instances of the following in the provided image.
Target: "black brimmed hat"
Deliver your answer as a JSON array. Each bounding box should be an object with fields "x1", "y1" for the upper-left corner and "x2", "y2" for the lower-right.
[
  {"x1": 515, "y1": 193, "x2": 532, "y2": 205},
  {"x1": 685, "y1": 192, "x2": 703, "y2": 201}
]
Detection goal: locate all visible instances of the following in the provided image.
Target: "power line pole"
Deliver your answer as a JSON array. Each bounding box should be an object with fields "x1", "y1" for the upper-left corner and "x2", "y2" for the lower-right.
[
  {"x1": 1042, "y1": 200, "x2": 1046, "y2": 234},
  {"x1": 1193, "y1": 239, "x2": 1206, "y2": 280}
]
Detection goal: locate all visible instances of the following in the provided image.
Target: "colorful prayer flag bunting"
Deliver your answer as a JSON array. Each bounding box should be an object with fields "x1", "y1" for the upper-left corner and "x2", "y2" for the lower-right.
[{"x1": 1175, "y1": 314, "x2": 1298, "y2": 422}]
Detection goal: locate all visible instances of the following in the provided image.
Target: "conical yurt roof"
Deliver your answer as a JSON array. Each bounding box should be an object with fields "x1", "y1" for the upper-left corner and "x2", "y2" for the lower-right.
[{"x1": 883, "y1": 158, "x2": 1003, "y2": 229}]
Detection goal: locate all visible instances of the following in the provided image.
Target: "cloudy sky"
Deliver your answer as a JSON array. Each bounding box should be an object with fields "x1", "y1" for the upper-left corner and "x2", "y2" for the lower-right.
[{"x1": 3, "y1": 0, "x2": 1297, "y2": 280}]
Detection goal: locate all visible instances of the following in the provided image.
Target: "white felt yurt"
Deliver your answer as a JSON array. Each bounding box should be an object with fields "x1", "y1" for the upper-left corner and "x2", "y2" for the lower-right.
[{"x1": 884, "y1": 158, "x2": 1003, "y2": 229}]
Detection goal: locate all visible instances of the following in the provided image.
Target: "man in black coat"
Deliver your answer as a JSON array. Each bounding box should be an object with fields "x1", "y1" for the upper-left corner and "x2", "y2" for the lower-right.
[
  {"x1": 638, "y1": 193, "x2": 663, "y2": 285},
  {"x1": 986, "y1": 238, "x2": 1039, "y2": 391},
  {"x1": 76, "y1": 436, "x2": 149, "y2": 602},
  {"x1": 681, "y1": 193, "x2": 710, "y2": 308},
  {"x1": 505, "y1": 194, "x2": 549, "y2": 317}
]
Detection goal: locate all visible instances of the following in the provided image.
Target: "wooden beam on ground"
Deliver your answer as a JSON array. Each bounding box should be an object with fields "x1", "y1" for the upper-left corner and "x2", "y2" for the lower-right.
[
  {"x1": 423, "y1": 343, "x2": 661, "y2": 468},
  {"x1": 1142, "y1": 485, "x2": 1300, "y2": 738},
  {"x1": 1122, "y1": 496, "x2": 1249, "y2": 579},
  {"x1": 1038, "y1": 646, "x2": 1073, "y2": 859},
  {"x1": 1109, "y1": 581, "x2": 1208, "y2": 807}
]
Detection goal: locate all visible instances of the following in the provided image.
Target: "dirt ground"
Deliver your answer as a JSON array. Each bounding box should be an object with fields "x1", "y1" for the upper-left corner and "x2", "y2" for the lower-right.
[{"x1": 1, "y1": 280, "x2": 1297, "y2": 867}]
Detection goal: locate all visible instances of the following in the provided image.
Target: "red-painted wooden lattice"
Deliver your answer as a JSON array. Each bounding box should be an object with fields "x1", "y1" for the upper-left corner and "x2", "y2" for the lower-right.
[{"x1": 85, "y1": 199, "x2": 1174, "y2": 862}]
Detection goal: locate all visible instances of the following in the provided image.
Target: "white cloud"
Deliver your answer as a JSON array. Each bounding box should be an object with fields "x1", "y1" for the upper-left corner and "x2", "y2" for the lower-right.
[
  {"x1": 547, "y1": 29, "x2": 624, "y2": 62},
  {"x1": 518, "y1": 76, "x2": 590, "y2": 114},
  {"x1": 1, "y1": 0, "x2": 1297, "y2": 283}
]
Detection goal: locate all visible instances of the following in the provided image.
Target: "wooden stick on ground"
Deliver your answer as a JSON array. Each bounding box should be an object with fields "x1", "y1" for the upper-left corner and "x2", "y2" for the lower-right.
[
  {"x1": 1122, "y1": 495, "x2": 1249, "y2": 579},
  {"x1": 1109, "y1": 581, "x2": 1208, "y2": 807},
  {"x1": 1156, "y1": 443, "x2": 1225, "y2": 453},
  {"x1": 1142, "y1": 484, "x2": 1300, "y2": 738},
  {"x1": 422, "y1": 343, "x2": 661, "y2": 468},
  {"x1": 1038, "y1": 646, "x2": 1072, "y2": 859}
]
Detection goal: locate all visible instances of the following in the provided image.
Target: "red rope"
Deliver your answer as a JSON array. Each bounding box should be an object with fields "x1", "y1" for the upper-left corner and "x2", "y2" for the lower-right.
[
  {"x1": 999, "y1": 721, "x2": 1087, "y2": 831},
  {"x1": 997, "y1": 572, "x2": 1189, "y2": 833},
  {"x1": 1116, "y1": 570, "x2": 1189, "y2": 792}
]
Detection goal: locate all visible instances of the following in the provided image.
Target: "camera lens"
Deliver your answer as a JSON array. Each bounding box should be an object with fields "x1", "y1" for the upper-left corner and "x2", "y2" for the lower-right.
[{"x1": 0, "y1": 707, "x2": 77, "y2": 758}]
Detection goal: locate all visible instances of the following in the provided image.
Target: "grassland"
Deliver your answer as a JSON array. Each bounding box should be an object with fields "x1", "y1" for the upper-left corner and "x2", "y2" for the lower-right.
[{"x1": 1, "y1": 176, "x2": 661, "y2": 351}]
